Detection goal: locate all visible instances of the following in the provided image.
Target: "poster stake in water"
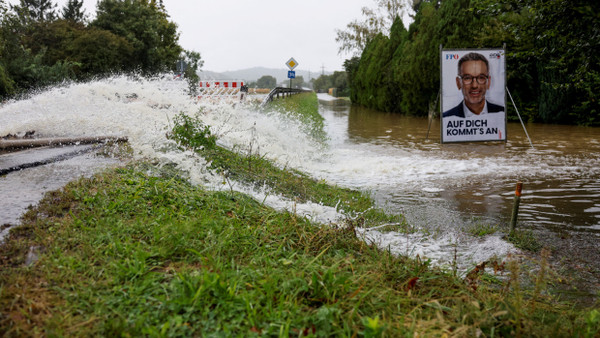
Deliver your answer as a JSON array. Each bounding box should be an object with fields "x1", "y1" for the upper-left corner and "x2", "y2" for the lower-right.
[
  {"x1": 510, "y1": 182, "x2": 523, "y2": 234},
  {"x1": 440, "y1": 48, "x2": 507, "y2": 143}
]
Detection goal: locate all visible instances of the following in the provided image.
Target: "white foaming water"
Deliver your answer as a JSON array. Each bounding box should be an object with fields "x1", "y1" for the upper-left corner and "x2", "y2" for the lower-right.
[
  {"x1": 1, "y1": 76, "x2": 529, "y2": 272},
  {"x1": 357, "y1": 228, "x2": 515, "y2": 271},
  {"x1": 0, "y1": 76, "x2": 343, "y2": 225}
]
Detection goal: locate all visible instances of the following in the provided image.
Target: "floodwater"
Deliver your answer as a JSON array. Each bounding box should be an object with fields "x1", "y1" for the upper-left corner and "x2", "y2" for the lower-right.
[
  {"x1": 0, "y1": 77, "x2": 597, "y2": 301},
  {"x1": 0, "y1": 146, "x2": 122, "y2": 241},
  {"x1": 330, "y1": 103, "x2": 600, "y2": 233},
  {"x1": 318, "y1": 98, "x2": 600, "y2": 301}
]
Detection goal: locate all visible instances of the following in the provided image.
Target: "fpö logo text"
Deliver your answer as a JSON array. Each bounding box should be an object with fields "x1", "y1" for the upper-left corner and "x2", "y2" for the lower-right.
[
  {"x1": 445, "y1": 54, "x2": 459, "y2": 60},
  {"x1": 489, "y1": 51, "x2": 503, "y2": 59}
]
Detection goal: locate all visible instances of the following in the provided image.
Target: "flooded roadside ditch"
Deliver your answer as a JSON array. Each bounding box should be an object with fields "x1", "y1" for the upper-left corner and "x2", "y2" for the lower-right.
[
  {"x1": 0, "y1": 144, "x2": 125, "y2": 243},
  {"x1": 0, "y1": 78, "x2": 597, "y2": 306}
]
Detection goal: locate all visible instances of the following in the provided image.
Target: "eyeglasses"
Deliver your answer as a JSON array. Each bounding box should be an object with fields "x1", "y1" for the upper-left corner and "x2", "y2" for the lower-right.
[{"x1": 459, "y1": 74, "x2": 488, "y2": 85}]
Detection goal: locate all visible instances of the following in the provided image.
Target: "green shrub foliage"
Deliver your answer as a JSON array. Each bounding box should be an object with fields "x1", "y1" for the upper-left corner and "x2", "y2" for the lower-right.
[
  {"x1": 346, "y1": 0, "x2": 600, "y2": 125},
  {"x1": 0, "y1": 0, "x2": 195, "y2": 98}
]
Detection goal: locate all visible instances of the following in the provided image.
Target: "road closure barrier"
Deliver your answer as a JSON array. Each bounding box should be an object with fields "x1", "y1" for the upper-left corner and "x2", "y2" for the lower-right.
[{"x1": 198, "y1": 80, "x2": 246, "y2": 100}]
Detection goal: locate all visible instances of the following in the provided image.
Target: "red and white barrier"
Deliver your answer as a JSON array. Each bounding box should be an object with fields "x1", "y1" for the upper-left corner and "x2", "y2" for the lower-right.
[
  {"x1": 198, "y1": 81, "x2": 244, "y2": 89},
  {"x1": 197, "y1": 80, "x2": 246, "y2": 100}
]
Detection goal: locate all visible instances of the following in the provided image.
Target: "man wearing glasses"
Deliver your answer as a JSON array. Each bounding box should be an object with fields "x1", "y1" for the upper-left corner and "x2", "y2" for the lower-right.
[{"x1": 443, "y1": 52, "x2": 504, "y2": 118}]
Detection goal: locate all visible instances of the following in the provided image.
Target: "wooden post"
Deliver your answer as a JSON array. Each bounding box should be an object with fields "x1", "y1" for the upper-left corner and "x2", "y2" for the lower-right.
[{"x1": 510, "y1": 182, "x2": 523, "y2": 233}]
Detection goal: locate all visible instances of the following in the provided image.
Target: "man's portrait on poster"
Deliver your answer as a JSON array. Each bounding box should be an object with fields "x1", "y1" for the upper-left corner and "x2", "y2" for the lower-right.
[
  {"x1": 443, "y1": 52, "x2": 504, "y2": 118},
  {"x1": 441, "y1": 49, "x2": 506, "y2": 143}
]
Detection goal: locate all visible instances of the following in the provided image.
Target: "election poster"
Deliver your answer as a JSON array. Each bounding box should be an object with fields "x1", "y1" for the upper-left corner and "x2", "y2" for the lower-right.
[{"x1": 440, "y1": 49, "x2": 506, "y2": 143}]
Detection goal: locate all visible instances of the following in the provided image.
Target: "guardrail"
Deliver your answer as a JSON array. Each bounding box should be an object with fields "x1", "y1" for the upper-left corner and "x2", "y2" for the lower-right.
[{"x1": 260, "y1": 87, "x2": 312, "y2": 107}]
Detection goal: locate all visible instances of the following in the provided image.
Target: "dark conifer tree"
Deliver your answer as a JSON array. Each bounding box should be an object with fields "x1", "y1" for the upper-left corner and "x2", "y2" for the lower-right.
[
  {"x1": 61, "y1": 0, "x2": 86, "y2": 23},
  {"x1": 11, "y1": 0, "x2": 57, "y2": 23}
]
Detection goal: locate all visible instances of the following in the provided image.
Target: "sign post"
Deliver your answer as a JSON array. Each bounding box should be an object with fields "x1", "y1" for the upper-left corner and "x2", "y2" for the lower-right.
[
  {"x1": 176, "y1": 59, "x2": 187, "y2": 77},
  {"x1": 286, "y1": 57, "x2": 298, "y2": 89},
  {"x1": 287, "y1": 70, "x2": 295, "y2": 88}
]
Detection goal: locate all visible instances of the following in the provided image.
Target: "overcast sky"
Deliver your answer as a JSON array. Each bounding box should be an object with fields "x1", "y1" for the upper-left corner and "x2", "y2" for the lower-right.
[{"x1": 8, "y1": 0, "x2": 412, "y2": 73}]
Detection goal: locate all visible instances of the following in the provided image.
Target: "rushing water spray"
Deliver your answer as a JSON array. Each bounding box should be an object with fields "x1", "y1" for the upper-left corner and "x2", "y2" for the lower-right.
[
  {"x1": 0, "y1": 76, "x2": 346, "y2": 240},
  {"x1": 2, "y1": 75, "x2": 566, "y2": 273}
]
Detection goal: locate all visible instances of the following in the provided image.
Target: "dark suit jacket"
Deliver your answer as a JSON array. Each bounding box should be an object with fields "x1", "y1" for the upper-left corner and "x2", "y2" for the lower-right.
[{"x1": 443, "y1": 100, "x2": 504, "y2": 118}]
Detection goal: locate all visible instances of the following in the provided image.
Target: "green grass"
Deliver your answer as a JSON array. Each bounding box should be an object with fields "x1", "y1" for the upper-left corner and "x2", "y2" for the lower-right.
[
  {"x1": 465, "y1": 218, "x2": 499, "y2": 237},
  {"x1": 1, "y1": 94, "x2": 598, "y2": 336},
  {"x1": 507, "y1": 229, "x2": 543, "y2": 253},
  {"x1": 267, "y1": 92, "x2": 327, "y2": 142},
  {"x1": 1, "y1": 164, "x2": 597, "y2": 336},
  {"x1": 169, "y1": 108, "x2": 405, "y2": 230}
]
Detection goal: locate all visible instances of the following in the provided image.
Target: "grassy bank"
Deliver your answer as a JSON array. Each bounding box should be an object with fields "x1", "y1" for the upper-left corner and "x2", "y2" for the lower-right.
[
  {"x1": 1, "y1": 94, "x2": 598, "y2": 336},
  {"x1": 267, "y1": 92, "x2": 326, "y2": 142}
]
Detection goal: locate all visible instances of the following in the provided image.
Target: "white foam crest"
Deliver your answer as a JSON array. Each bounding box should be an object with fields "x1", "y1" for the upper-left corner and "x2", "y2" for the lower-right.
[
  {"x1": 196, "y1": 101, "x2": 322, "y2": 169},
  {"x1": 0, "y1": 76, "x2": 236, "y2": 193},
  {"x1": 357, "y1": 227, "x2": 517, "y2": 273},
  {"x1": 300, "y1": 142, "x2": 527, "y2": 191},
  {"x1": 0, "y1": 77, "x2": 341, "y2": 222},
  {"x1": 1, "y1": 76, "x2": 192, "y2": 159},
  {"x1": 237, "y1": 185, "x2": 344, "y2": 225}
]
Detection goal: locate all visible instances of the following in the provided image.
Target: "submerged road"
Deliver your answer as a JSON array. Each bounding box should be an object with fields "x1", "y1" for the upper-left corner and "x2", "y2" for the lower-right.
[
  {"x1": 0, "y1": 144, "x2": 100, "y2": 175},
  {"x1": 0, "y1": 140, "x2": 126, "y2": 243}
]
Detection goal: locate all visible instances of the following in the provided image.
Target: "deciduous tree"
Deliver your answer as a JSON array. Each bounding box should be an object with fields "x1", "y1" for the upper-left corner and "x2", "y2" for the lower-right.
[
  {"x1": 68, "y1": 27, "x2": 133, "y2": 76},
  {"x1": 256, "y1": 75, "x2": 276, "y2": 89},
  {"x1": 92, "y1": 0, "x2": 183, "y2": 74},
  {"x1": 179, "y1": 49, "x2": 203, "y2": 95},
  {"x1": 335, "y1": 0, "x2": 407, "y2": 56}
]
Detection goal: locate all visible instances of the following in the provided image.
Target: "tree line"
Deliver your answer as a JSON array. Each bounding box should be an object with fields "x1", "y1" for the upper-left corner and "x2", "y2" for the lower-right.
[
  {"x1": 249, "y1": 75, "x2": 307, "y2": 90},
  {"x1": 312, "y1": 71, "x2": 349, "y2": 96},
  {"x1": 344, "y1": 0, "x2": 600, "y2": 126},
  {"x1": 0, "y1": 0, "x2": 201, "y2": 99},
  {"x1": 250, "y1": 73, "x2": 349, "y2": 96}
]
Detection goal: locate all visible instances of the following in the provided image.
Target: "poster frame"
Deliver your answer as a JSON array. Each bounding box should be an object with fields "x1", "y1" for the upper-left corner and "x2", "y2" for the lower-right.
[{"x1": 439, "y1": 46, "x2": 507, "y2": 144}]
